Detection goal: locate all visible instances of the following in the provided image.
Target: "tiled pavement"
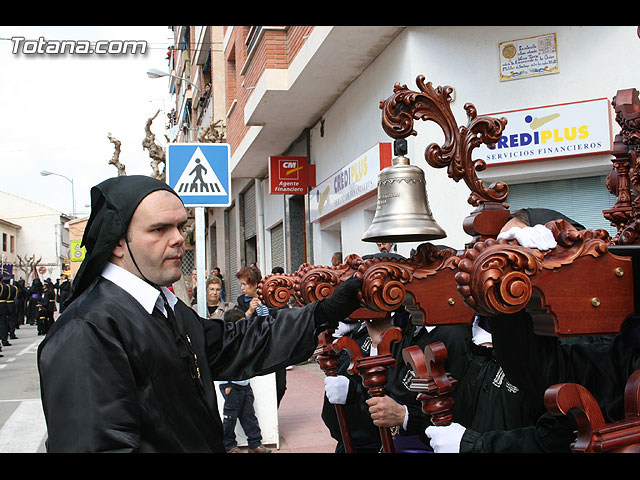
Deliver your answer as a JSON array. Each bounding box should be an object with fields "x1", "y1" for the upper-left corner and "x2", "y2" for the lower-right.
[{"x1": 236, "y1": 360, "x2": 338, "y2": 454}]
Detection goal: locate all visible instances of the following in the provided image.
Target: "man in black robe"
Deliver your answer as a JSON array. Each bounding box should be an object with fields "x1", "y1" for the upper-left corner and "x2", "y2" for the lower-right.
[
  {"x1": 424, "y1": 208, "x2": 632, "y2": 453},
  {"x1": 37, "y1": 175, "x2": 361, "y2": 453}
]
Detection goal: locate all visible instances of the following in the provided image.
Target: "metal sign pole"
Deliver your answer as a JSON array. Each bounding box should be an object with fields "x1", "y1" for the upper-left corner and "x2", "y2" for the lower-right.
[
  {"x1": 166, "y1": 143, "x2": 231, "y2": 319},
  {"x1": 195, "y1": 206, "x2": 207, "y2": 318}
]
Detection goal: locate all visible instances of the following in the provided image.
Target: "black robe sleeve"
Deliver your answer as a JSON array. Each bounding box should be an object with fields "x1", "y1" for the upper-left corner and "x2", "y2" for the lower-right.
[
  {"x1": 459, "y1": 412, "x2": 577, "y2": 453},
  {"x1": 201, "y1": 302, "x2": 320, "y2": 380},
  {"x1": 489, "y1": 310, "x2": 640, "y2": 424}
]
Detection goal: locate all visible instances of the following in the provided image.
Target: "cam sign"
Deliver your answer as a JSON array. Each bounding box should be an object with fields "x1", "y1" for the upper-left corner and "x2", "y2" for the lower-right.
[
  {"x1": 268, "y1": 156, "x2": 311, "y2": 195},
  {"x1": 477, "y1": 98, "x2": 612, "y2": 166}
]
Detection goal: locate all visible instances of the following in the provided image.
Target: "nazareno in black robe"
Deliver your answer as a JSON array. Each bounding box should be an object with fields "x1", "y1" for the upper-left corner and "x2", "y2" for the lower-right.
[
  {"x1": 36, "y1": 175, "x2": 322, "y2": 452},
  {"x1": 38, "y1": 275, "x2": 319, "y2": 452}
]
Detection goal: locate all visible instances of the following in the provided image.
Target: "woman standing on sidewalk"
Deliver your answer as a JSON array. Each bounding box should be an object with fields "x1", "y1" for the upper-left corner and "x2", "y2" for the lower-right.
[{"x1": 193, "y1": 275, "x2": 234, "y2": 320}]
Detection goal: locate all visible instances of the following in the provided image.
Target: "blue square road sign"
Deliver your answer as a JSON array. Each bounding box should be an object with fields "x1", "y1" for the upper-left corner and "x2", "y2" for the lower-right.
[{"x1": 166, "y1": 143, "x2": 231, "y2": 207}]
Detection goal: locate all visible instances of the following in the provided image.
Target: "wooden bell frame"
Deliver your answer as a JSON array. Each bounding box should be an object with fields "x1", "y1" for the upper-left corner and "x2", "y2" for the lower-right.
[{"x1": 257, "y1": 78, "x2": 640, "y2": 453}]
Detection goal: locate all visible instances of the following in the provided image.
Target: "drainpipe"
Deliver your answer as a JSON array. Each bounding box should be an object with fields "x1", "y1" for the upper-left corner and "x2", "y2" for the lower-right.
[
  {"x1": 305, "y1": 127, "x2": 313, "y2": 264},
  {"x1": 255, "y1": 178, "x2": 266, "y2": 276}
]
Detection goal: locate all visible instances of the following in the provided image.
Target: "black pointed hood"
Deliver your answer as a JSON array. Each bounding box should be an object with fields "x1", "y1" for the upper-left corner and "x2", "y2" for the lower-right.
[
  {"x1": 67, "y1": 175, "x2": 181, "y2": 305},
  {"x1": 523, "y1": 208, "x2": 585, "y2": 230}
]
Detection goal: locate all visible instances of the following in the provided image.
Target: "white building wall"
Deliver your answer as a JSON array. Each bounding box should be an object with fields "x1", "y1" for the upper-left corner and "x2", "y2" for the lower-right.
[
  {"x1": 309, "y1": 26, "x2": 640, "y2": 260},
  {"x1": 0, "y1": 191, "x2": 69, "y2": 281},
  {"x1": 0, "y1": 221, "x2": 20, "y2": 272},
  {"x1": 402, "y1": 26, "x2": 639, "y2": 191}
]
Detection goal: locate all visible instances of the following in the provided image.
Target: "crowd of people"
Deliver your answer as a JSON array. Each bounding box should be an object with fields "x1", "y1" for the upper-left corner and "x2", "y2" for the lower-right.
[
  {"x1": 188, "y1": 263, "x2": 288, "y2": 453},
  {"x1": 0, "y1": 274, "x2": 71, "y2": 355},
  {"x1": 29, "y1": 175, "x2": 640, "y2": 453}
]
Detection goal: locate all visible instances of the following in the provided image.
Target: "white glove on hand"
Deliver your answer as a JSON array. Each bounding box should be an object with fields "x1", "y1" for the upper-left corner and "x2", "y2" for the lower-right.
[
  {"x1": 324, "y1": 375, "x2": 350, "y2": 405},
  {"x1": 497, "y1": 224, "x2": 557, "y2": 251},
  {"x1": 333, "y1": 321, "x2": 358, "y2": 338},
  {"x1": 471, "y1": 317, "x2": 492, "y2": 346},
  {"x1": 425, "y1": 422, "x2": 466, "y2": 453}
]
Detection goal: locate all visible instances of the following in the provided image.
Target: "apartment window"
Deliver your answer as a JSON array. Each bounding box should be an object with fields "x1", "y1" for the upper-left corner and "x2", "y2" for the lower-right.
[
  {"x1": 10, "y1": 235, "x2": 14, "y2": 253},
  {"x1": 226, "y1": 44, "x2": 237, "y2": 112},
  {"x1": 245, "y1": 26, "x2": 262, "y2": 56},
  {"x1": 2, "y1": 233, "x2": 6, "y2": 252},
  {"x1": 198, "y1": 52, "x2": 212, "y2": 109},
  {"x1": 241, "y1": 184, "x2": 257, "y2": 267}
]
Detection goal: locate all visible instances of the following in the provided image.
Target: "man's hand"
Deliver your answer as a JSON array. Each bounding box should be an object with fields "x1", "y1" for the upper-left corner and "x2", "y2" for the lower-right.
[{"x1": 366, "y1": 395, "x2": 406, "y2": 428}]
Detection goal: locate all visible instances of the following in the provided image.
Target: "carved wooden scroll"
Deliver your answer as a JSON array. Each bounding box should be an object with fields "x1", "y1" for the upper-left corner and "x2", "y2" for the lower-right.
[
  {"x1": 602, "y1": 88, "x2": 640, "y2": 328},
  {"x1": 455, "y1": 220, "x2": 635, "y2": 336},
  {"x1": 544, "y1": 369, "x2": 640, "y2": 452},
  {"x1": 355, "y1": 244, "x2": 471, "y2": 325},
  {"x1": 402, "y1": 341, "x2": 457, "y2": 426},
  {"x1": 379, "y1": 75, "x2": 511, "y2": 241},
  {"x1": 258, "y1": 76, "x2": 515, "y2": 323},
  {"x1": 258, "y1": 253, "x2": 386, "y2": 320},
  {"x1": 314, "y1": 330, "x2": 354, "y2": 453},
  {"x1": 604, "y1": 88, "x2": 640, "y2": 245},
  {"x1": 333, "y1": 327, "x2": 403, "y2": 453},
  {"x1": 257, "y1": 253, "x2": 361, "y2": 308},
  {"x1": 259, "y1": 244, "x2": 474, "y2": 326}
]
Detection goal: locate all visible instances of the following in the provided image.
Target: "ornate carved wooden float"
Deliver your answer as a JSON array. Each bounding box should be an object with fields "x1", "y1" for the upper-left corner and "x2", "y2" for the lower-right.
[{"x1": 256, "y1": 79, "x2": 640, "y2": 452}]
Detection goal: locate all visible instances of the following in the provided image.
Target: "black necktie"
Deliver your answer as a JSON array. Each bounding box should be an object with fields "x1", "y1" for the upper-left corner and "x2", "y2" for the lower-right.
[{"x1": 156, "y1": 290, "x2": 204, "y2": 394}]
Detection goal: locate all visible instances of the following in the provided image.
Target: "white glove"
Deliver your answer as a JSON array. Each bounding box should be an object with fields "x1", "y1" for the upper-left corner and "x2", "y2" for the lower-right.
[
  {"x1": 497, "y1": 224, "x2": 557, "y2": 251},
  {"x1": 425, "y1": 422, "x2": 466, "y2": 453},
  {"x1": 333, "y1": 321, "x2": 358, "y2": 338},
  {"x1": 324, "y1": 375, "x2": 350, "y2": 405},
  {"x1": 472, "y1": 317, "x2": 492, "y2": 346}
]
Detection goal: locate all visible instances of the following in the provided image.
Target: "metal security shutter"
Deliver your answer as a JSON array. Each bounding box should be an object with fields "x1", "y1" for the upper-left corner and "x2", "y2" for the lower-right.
[
  {"x1": 506, "y1": 175, "x2": 617, "y2": 237},
  {"x1": 182, "y1": 250, "x2": 195, "y2": 278},
  {"x1": 270, "y1": 222, "x2": 284, "y2": 272},
  {"x1": 225, "y1": 205, "x2": 240, "y2": 301},
  {"x1": 242, "y1": 184, "x2": 256, "y2": 240}
]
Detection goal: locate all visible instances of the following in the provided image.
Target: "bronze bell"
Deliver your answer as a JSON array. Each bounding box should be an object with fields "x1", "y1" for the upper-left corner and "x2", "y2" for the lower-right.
[{"x1": 362, "y1": 141, "x2": 446, "y2": 243}]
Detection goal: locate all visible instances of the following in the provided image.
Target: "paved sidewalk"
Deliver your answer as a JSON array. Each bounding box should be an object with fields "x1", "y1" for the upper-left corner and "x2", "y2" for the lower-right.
[
  {"x1": 274, "y1": 361, "x2": 337, "y2": 453},
  {"x1": 237, "y1": 360, "x2": 338, "y2": 454}
]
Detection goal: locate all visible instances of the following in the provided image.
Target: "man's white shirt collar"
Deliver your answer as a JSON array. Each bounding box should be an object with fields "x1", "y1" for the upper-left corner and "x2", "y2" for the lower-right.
[{"x1": 101, "y1": 262, "x2": 178, "y2": 316}]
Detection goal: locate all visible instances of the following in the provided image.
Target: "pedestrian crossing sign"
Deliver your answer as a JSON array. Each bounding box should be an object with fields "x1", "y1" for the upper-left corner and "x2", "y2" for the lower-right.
[{"x1": 166, "y1": 143, "x2": 231, "y2": 207}]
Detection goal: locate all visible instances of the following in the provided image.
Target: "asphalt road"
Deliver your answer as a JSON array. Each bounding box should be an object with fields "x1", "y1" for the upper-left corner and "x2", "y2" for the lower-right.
[{"x1": 0, "y1": 322, "x2": 47, "y2": 453}]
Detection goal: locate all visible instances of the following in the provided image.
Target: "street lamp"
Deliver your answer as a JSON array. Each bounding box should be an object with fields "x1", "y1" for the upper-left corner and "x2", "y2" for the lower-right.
[
  {"x1": 146, "y1": 68, "x2": 200, "y2": 94},
  {"x1": 147, "y1": 68, "x2": 201, "y2": 141},
  {"x1": 146, "y1": 67, "x2": 167, "y2": 79},
  {"x1": 40, "y1": 170, "x2": 75, "y2": 217}
]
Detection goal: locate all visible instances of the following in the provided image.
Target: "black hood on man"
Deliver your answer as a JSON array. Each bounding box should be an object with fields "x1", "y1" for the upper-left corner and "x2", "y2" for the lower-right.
[{"x1": 67, "y1": 175, "x2": 181, "y2": 306}]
